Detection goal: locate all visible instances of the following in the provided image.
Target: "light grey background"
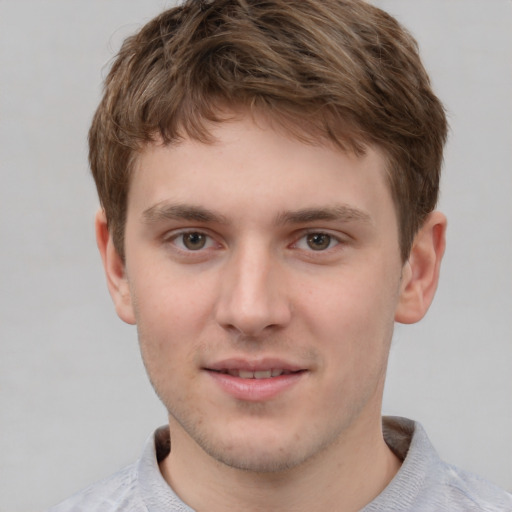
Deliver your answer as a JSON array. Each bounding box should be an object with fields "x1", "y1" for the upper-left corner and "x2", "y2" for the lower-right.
[{"x1": 1, "y1": 1, "x2": 511, "y2": 510}]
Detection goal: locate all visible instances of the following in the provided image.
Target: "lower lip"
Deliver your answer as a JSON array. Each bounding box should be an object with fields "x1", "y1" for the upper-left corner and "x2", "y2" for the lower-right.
[{"x1": 206, "y1": 371, "x2": 305, "y2": 402}]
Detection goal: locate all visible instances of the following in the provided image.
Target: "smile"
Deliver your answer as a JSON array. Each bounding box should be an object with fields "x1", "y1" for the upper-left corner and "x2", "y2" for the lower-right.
[
  {"x1": 215, "y1": 369, "x2": 297, "y2": 379},
  {"x1": 206, "y1": 366, "x2": 306, "y2": 401}
]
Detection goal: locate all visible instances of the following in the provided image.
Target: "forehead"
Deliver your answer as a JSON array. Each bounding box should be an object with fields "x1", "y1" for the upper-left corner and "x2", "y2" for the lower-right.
[{"x1": 128, "y1": 113, "x2": 394, "y2": 227}]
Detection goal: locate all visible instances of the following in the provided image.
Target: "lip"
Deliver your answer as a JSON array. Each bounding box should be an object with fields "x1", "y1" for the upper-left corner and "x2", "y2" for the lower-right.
[
  {"x1": 204, "y1": 357, "x2": 307, "y2": 402},
  {"x1": 206, "y1": 357, "x2": 304, "y2": 373}
]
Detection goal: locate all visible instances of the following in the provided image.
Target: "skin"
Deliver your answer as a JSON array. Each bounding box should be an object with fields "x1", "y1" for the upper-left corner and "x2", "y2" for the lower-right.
[{"x1": 97, "y1": 113, "x2": 446, "y2": 511}]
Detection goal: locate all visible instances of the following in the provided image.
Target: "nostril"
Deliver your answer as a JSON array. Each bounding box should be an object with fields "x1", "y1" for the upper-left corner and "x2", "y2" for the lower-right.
[{"x1": 214, "y1": 264, "x2": 292, "y2": 336}]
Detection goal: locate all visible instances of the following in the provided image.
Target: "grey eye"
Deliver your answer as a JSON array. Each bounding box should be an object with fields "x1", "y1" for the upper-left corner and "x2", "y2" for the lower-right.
[{"x1": 306, "y1": 233, "x2": 332, "y2": 250}]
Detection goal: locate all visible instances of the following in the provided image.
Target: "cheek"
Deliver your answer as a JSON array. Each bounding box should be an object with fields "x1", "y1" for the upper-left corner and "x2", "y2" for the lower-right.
[
  {"x1": 134, "y1": 301, "x2": 202, "y2": 408},
  {"x1": 130, "y1": 262, "x2": 215, "y2": 327},
  {"x1": 128, "y1": 271, "x2": 216, "y2": 377},
  {"x1": 298, "y1": 262, "x2": 400, "y2": 362},
  {"x1": 310, "y1": 276, "x2": 396, "y2": 332}
]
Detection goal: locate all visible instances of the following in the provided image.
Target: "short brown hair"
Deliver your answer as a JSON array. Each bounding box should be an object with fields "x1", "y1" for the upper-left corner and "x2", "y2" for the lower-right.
[{"x1": 89, "y1": 0, "x2": 447, "y2": 262}]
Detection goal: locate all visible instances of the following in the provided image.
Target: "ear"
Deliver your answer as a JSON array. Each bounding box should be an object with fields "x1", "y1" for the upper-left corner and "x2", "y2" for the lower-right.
[
  {"x1": 395, "y1": 211, "x2": 447, "y2": 324},
  {"x1": 95, "y1": 209, "x2": 136, "y2": 325}
]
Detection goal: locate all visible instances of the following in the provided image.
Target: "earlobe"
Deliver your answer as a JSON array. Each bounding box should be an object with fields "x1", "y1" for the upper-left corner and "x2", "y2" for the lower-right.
[
  {"x1": 395, "y1": 211, "x2": 447, "y2": 324},
  {"x1": 95, "y1": 209, "x2": 136, "y2": 325}
]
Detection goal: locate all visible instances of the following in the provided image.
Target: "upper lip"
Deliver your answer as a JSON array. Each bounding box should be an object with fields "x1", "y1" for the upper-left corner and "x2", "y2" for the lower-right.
[{"x1": 205, "y1": 357, "x2": 306, "y2": 373}]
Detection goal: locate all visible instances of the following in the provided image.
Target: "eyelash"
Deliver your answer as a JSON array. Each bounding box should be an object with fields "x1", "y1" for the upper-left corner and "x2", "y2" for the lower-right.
[
  {"x1": 166, "y1": 230, "x2": 219, "y2": 252},
  {"x1": 164, "y1": 229, "x2": 344, "y2": 254},
  {"x1": 292, "y1": 231, "x2": 341, "y2": 252}
]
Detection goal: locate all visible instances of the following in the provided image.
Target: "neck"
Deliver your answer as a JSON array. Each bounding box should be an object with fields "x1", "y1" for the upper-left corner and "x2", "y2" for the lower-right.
[{"x1": 160, "y1": 414, "x2": 401, "y2": 512}]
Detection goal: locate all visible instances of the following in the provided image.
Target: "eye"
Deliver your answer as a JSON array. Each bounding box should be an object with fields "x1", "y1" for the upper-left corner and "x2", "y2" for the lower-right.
[
  {"x1": 295, "y1": 232, "x2": 340, "y2": 251},
  {"x1": 172, "y1": 231, "x2": 215, "y2": 251},
  {"x1": 306, "y1": 233, "x2": 332, "y2": 251}
]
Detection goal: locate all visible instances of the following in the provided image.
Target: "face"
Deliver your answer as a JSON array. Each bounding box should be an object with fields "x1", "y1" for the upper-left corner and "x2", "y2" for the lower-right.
[{"x1": 118, "y1": 114, "x2": 407, "y2": 472}]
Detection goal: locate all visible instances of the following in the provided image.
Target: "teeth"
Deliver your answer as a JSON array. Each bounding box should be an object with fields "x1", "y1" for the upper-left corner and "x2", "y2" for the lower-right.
[
  {"x1": 224, "y1": 369, "x2": 290, "y2": 379},
  {"x1": 254, "y1": 370, "x2": 272, "y2": 379}
]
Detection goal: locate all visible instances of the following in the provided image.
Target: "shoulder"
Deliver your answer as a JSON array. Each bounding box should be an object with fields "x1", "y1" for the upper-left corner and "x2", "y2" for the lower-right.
[
  {"x1": 46, "y1": 426, "x2": 181, "y2": 512},
  {"x1": 433, "y1": 463, "x2": 512, "y2": 512},
  {"x1": 46, "y1": 462, "x2": 143, "y2": 512},
  {"x1": 371, "y1": 417, "x2": 512, "y2": 512}
]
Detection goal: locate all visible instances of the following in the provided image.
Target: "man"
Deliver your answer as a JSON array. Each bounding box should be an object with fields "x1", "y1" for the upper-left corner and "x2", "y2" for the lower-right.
[{"x1": 49, "y1": 0, "x2": 512, "y2": 510}]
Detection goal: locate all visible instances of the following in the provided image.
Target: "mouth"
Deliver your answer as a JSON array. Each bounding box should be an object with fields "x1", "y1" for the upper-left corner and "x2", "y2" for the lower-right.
[
  {"x1": 209, "y1": 368, "x2": 303, "y2": 379},
  {"x1": 204, "y1": 360, "x2": 307, "y2": 401}
]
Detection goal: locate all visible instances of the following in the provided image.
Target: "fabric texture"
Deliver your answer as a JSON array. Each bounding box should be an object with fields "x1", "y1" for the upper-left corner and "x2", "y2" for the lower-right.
[{"x1": 48, "y1": 417, "x2": 512, "y2": 511}]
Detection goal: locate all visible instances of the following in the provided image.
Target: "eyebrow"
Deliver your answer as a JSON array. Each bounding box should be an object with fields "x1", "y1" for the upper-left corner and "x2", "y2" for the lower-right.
[
  {"x1": 142, "y1": 203, "x2": 228, "y2": 224},
  {"x1": 142, "y1": 202, "x2": 372, "y2": 227},
  {"x1": 275, "y1": 205, "x2": 372, "y2": 226}
]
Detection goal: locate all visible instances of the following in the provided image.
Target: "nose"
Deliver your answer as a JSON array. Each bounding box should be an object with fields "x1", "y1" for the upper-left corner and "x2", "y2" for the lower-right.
[{"x1": 214, "y1": 242, "x2": 292, "y2": 337}]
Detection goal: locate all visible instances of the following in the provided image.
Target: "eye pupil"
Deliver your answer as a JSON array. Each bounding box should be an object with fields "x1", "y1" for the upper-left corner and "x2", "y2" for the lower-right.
[
  {"x1": 183, "y1": 232, "x2": 207, "y2": 250},
  {"x1": 307, "y1": 233, "x2": 331, "y2": 250}
]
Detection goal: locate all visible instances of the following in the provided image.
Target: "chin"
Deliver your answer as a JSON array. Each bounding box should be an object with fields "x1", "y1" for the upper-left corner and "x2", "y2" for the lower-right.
[
  {"x1": 194, "y1": 422, "x2": 339, "y2": 475},
  {"x1": 203, "y1": 443, "x2": 309, "y2": 474}
]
